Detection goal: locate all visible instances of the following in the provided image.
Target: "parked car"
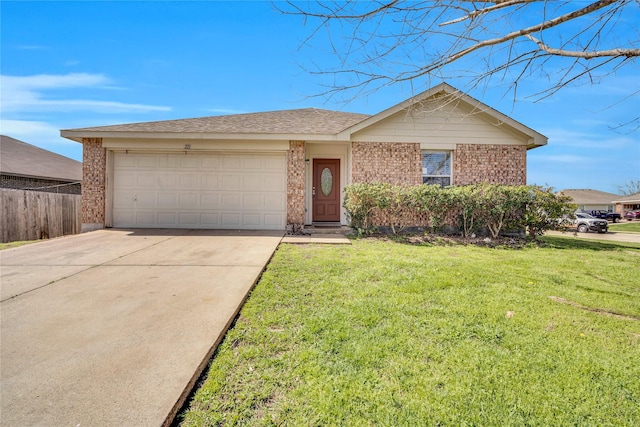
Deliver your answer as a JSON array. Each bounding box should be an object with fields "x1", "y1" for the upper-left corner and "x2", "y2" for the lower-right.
[
  {"x1": 589, "y1": 210, "x2": 621, "y2": 223},
  {"x1": 575, "y1": 213, "x2": 608, "y2": 233},
  {"x1": 625, "y1": 210, "x2": 640, "y2": 220}
]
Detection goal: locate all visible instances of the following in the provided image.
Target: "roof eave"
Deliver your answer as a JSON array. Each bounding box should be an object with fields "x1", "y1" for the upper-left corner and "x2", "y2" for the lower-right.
[{"x1": 61, "y1": 130, "x2": 342, "y2": 142}]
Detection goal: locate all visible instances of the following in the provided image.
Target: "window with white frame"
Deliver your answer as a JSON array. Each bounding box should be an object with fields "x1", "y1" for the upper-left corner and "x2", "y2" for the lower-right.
[{"x1": 422, "y1": 151, "x2": 452, "y2": 186}]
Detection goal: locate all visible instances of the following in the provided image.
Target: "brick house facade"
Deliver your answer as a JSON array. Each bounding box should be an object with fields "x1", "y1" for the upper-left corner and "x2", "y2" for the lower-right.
[{"x1": 62, "y1": 83, "x2": 546, "y2": 232}]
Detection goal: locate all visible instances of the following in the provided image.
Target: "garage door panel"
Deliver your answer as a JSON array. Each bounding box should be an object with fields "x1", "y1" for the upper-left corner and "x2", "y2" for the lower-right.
[
  {"x1": 135, "y1": 212, "x2": 157, "y2": 225},
  {"x1": 243, "y1": 214, "x2": 262, "y2": 227},
  {"x1": 200, "y1": 156, "x2": 220, "y2": 169},
  {"x1": 136, "y1": 173, "x2": 157, "y2": 188},
  {"x1": 200, "y1": 194, "x2": 220, "y2": 208},
  {"x1": 180, "y1": 156, "x2": 199, "y2": 168},
  {"x1": 264, "y1": 194, "x2": 285, "y2": 210},
  {"x1": 158, "y1": 212, "x2": 177, "y2": 225},
  {"x1": 264, "y1": 214, "x2": 284, "y2": 227},
  {"x1": 158, "y1": 193, "x2": 178, "y2": 208},
  {"x1": 113, "y1": 152, "x2": 286, "y2": 229},
  {"x1": 243, "y1": 175, "x2": 263, "y2": 190},
  {"x1": 179, "y1": 193, "x2": 198, "y2": 207},
  {"x1": 264, "y1": 175, "x2": 285, "y2": 190},
  {"x1": 221, "y1": 213, "x2": 241, "y2": 227},
  {"x1": 179, "y1": 174, "x2": 198, "y2": 188},
  {"x1": 201, "y1": 174, "x2": 219, "y2": 189},
  {"x1": 243, "y1": 194, "x2": 263, "y2": 209},
  {"x1": 222, "y1": 194, "x2": 242, "y2": 208},
  {"x1": 265, "y1": 156, "x2": 285, "y2": 170},
  {"x1": 137, "y1": 156, "x2": 158, "y2": 168},
  {"x1": 222, "y1": 175, "x2": 242, "y2": 189},
  {"x1": 200, "y1": 213, "x2": 220, "y2": 226},
  {"x1": 222, "y1": 156, "x2": 242, "y2": 169},
  {"x1": 137, "y1": 193, "x2": 157, "y2": 206}
]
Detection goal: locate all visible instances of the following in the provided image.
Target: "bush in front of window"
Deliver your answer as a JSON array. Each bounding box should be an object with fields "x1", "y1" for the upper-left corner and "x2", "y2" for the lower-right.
[{"x1": 343, "y1": 183, "x2": 576, "y2": 238}]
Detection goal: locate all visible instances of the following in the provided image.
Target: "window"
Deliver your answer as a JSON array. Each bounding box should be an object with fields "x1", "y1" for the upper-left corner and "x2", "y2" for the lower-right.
[{"x1": 422, "y1": 151, "x2": 452, "y2": 186}]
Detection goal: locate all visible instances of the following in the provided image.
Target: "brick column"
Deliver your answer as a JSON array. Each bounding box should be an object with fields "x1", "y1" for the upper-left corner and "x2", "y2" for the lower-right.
[
  {"x1": 286, "y1": 141, "x2": 305, "y2": 233},
  {"x1": 81, "y1": 138, "x2": 106, "y2": 231}
]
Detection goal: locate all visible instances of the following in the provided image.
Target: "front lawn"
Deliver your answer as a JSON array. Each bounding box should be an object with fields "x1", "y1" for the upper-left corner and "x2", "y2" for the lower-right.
[
  {"x1": 609, "y1": 221, "x2": 640, "y2": 234},
  {"x1": 180, "y1": 237, "x2": 640, "y2": 426}
]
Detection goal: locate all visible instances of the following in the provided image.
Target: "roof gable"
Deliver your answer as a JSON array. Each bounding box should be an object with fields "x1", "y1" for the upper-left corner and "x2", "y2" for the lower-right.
[
  {"x1": 339, "y1": 83, "x2": 547, "y2": 148},
  {"x1": 0, "y1": 135, "x2": 82, "y2": 182}
]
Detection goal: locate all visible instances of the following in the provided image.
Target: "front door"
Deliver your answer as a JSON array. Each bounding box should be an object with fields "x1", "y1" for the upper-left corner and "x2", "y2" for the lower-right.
[{"x1": 312, "y1": 159, "x2": 340, "y2": 222}]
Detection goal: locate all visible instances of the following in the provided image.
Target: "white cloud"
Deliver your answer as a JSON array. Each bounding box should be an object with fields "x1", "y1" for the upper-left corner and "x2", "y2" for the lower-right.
[
  {"x1": 1, "y1": 119, "x2": 63, "y2": 138},
  {"x1": 0, "y1": 73, "x2": 171, "y2": 113},
  {"x1": 542, "y1": 128, "x2": 636, "y2": 150}
]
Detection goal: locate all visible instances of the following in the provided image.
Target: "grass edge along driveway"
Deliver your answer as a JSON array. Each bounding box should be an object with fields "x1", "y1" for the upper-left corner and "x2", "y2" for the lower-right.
[{"x1": 180, "y1": 236, "x2": 640, "y2": 426}]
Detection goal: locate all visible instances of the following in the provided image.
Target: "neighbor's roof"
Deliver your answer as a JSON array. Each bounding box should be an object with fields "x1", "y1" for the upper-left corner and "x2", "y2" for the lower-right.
[
  {"x1": 0, "y1": 135, "x2": 82, "y2": 182},
  {"x1": 558, "y1": 189, "x2": 621, "y2": 205},
  {"x1": 611, "y1": 193, "x2": 640, "y2": 203},
  {"x1": 64, "y1": 108, "x2": 369, "y2": 137}
]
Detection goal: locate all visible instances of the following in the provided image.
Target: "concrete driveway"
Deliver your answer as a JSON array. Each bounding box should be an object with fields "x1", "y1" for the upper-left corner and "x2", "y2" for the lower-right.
[{"x1": 1, "y1": 229, "x2": 283, "y2": 426}]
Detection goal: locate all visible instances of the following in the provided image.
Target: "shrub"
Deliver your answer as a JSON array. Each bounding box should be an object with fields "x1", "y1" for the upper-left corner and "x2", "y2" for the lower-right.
[{"x1": 343, "y1": 183, "x2": 575, "y2": 238}]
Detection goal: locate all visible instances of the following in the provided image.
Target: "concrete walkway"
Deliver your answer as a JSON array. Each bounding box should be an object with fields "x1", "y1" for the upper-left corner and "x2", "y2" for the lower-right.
[{"x1": 0, "y1": 229, "x2": 283, "y2": 426}]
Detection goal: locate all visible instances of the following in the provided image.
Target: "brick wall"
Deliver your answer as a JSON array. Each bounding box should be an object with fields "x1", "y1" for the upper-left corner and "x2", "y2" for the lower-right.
[
  {"x1": 454, "y1": 144, "x2": 526, "y2": 185},
  {"x1": 286, "y1": 141, "x2": 305, "y2": 232},
  {"x1": 81, "y1": 138, "x2": 106, "y2": 228},
  {"x1": 0, "y1": 174, "x2": 81, "y2": 194},
  {"x1": 351, "y1": 142, "x2": 422, "y2": 184}
]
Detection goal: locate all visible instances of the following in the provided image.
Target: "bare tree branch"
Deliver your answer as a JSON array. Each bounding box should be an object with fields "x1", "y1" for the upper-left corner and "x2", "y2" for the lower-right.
[
  {"x1": 280, "y1": 0, "x2": 639, "y2": 127},
  {"x1": 526, "y1": 34, "x2": 640, "y2": 58}
]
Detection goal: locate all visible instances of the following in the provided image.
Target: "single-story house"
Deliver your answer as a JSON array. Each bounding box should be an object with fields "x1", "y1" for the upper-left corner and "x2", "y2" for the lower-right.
[
  {"x1": 0, "y1": 135, "x2": 82, "y2": 194},
  {"x1": 612, "y1": 193, "x2": 640, "y2": 215},
  {"x1": 61, "y1": 83, "x2": 547, "y2": 232},
  {"x1": 557, "y1": 189, "x2": 621, "y2": 213}
]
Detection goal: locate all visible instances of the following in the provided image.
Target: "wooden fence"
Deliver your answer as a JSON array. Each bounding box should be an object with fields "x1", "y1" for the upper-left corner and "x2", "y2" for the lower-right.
[{"x1": 1, "y1": 189, "x2": 81, "y2": 243}]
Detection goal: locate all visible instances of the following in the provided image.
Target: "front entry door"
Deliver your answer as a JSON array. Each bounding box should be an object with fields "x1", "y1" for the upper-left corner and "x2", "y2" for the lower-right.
[{"x1": 312, "y1": 159, "x2": 340, "y2": 222}]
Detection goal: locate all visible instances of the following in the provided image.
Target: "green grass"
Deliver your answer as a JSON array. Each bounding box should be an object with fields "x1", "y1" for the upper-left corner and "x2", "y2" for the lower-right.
[
  {"x1": 609, "y1": 221, "x2": 640, "y2": 234},
  {"x1": 0, "y1": 240, "x2": 40, "y2": 250},
  {"x1": 180, "y1": 237, "x2": 640, "y2": 426}
]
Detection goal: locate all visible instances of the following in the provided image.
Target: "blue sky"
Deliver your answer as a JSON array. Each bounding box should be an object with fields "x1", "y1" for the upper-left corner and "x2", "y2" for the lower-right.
[{"x1": 1, "y1": 1, "x2": 638, "y2": 194}]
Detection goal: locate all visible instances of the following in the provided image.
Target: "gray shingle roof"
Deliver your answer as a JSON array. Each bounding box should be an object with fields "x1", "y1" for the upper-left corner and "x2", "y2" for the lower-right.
[
  {"x1": 611, "y1": 193, "x2": 640, "y2": 203},
  {"x1": 68, "y1": 108, "x2": 370, "y2": 135},
  {"x1": 558, "y1": 189, "x2": 621, "y2": 205},
  {"x1": 0, "y1": 135, "x2": 82, "y2": 181}
]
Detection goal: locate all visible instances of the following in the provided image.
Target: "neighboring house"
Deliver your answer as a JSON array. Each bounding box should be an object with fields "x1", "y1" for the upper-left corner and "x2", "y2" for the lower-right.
[
  {"x1": 612, "y1": 193, "x2": 640, "y2": 215},
  {"x1": 1, "y1": 135, "x2": 82, "y2": 194},
  {"x1": 61, "y1": 83, "x2": 547, "y2": 232},
  {"x1": 558, "y1": 189, "x2": 621, "y2": 213}
]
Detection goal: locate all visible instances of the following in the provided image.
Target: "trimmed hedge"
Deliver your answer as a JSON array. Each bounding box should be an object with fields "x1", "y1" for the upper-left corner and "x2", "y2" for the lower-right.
[{"x1": 344, "y1": 183, "x2": 576, "y2": 238}]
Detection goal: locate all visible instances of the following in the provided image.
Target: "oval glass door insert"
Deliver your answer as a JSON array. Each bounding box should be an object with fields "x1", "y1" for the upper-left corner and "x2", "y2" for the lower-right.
[{"x1": 321, "y1": 167, "x2": 333, "y2": 196}]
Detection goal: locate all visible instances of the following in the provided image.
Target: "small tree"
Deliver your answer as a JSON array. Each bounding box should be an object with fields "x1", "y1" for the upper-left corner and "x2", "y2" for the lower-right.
[
  {"x1": 478, "y1": 184, "x2": 530, "y2": 239},
  {"x1": 523, "y1": 186, "x2": 577, "y2": 238},
  {"x1": 448, "y1": 185, "x2": 483, "y2": 238},
  {"x1": 411, "y1": 184, "x2": 453, "y2": 233}
]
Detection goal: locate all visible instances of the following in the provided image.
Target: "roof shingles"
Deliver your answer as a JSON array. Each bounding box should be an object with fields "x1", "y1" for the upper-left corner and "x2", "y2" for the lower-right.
[
  {"x1": 68, "y1": 108, "x2": 370, "y2": 135},
  {"x1": 0, "y1": 135, "x2": 82, "y2": 181}
]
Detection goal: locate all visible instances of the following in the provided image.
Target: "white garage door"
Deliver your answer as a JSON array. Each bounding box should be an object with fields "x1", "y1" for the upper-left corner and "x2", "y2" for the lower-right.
[{"x1": 112, "y1": 152, "x2": 286, "y2": 229}]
